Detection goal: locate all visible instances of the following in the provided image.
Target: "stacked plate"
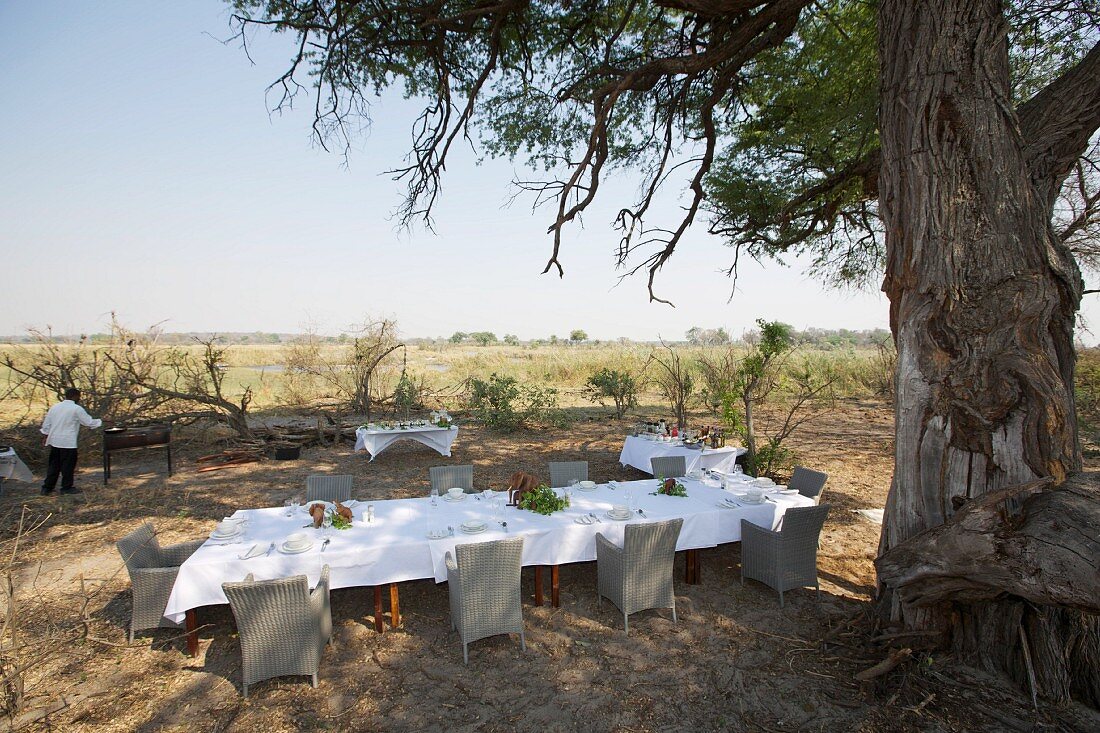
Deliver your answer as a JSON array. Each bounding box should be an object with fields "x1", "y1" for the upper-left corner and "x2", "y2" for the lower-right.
[
  {"x1": 281, "y1": 532, "x2": 314, "y2": 554},
  {"x1": 460, "y1": 520, "x2": 487, "y2": 535},
  {"x1": 738, "y1": 491, "x2": 767, "y2": 504},
  {"x1": 210, "y1": 520, "x2": 243, "y2": 541},
  {"x1": 576, "y1": 480, "x2": 597, "y2": 491},
  {"x1": 752, "y1": 477, "x2": 776, "y2": 488},
  {"x1": 606, "y1": 505, "x2": 633, "y2": 521},
  {"x1": 444, "y1": 491, "x2": 466, "y2": 502}
]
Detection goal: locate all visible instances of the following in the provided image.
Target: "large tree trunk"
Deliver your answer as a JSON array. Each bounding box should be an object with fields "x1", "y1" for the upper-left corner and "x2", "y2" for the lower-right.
[{"x1": 877, "y1": 0, "x2": 1097, "y2": 703}]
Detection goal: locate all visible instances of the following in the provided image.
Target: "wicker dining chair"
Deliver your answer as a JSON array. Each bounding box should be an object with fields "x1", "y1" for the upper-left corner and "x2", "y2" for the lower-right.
[
  {"x1": 305, "y1": 474, "x2": 354, "y2": 503},
  {"x1": 740, "y1": 504, "x2": 831, "y2": 607},
  {"x1": 222, "y1": 566, "x2": 333, "y2": 698},
  {"x1": 788, "y1": 466, "x2": 828, "y2": 503},
  {"x1": 446, "y1": 537, "x2": 525, "y2": 664},
  {"x1": 430, "y1": 464, "x2": 474, "y2": 494},
  {"x1": 549, "y1": 461, "x2": 588, "y2": 487},
  {"x1": 650, "y1": 455, "x2": 686, "y2": 478},
  {"x1": 116, "y1": 523, "x2": 204, "y2": 643},
  {"x1": 596, "y1": 518, "x2": 683, "y2": 634}
]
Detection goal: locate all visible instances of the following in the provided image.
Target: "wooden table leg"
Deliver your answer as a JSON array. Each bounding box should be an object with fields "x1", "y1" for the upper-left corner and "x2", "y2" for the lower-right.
[
  {"x1": 389, "y1": 583, "x2": 401, "y2": 628},
  {"x1": 551, "y1": 565, "x2": 560, "y2": 607},
  {"x1": 534, "y1": 566, "x2": 544, "y2": 606},
  {"x1": 373, "y1": 586, "x2": 384, "y2": 633},
  {"x1": 685, "y1": 549, "x2": 697, "y2": 584},
  {"x1": 185, "y1": 609, "x2": 199, "y2": 657}
]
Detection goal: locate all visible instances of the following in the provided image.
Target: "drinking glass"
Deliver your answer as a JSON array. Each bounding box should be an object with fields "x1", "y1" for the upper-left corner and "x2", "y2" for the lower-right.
[
  {"x1": 624, "y1": 490, "x2": 634, "y2": 511},
  {"x1": 483, "y1": 488, "x2": 493, "y2": 503},
  {"x1": 284, "y1": 499, "x2": 293, "y2": 517},
  {"x1": 366, "y1": 504, "x2": 375, "y2": 524},
  {"x1": 733, "y1": 463, "x2": 743, "y2": 476},
  {"x1": 430, "y1": 487, "x2": 439, "y2": 506},
  {"x1": 322, "y1": 512, "x2": 333, "y2": 537}
]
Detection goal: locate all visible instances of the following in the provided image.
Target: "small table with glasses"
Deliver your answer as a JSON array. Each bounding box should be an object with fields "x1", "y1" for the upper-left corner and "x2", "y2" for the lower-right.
[
  {"x1": 354, "y1": 423, "x2": 459, "y2": 461},
  {"x1": 618, "y1": 434, "x2": 744, "y2": 475}
]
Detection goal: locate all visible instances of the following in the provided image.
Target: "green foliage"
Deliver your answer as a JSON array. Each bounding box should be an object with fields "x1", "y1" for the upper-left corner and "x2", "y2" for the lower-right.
[
  {"x1": 503, "y1": 334, "x2": 520, "y2": 345},
  {"x1": 449, "y1": 332, "x2": 466, "y2": 344},
  {"x1": 469, "y1": 331, "x2": 498, "y2": 346},
  {"x1": 518, "y1": 484, "x2": 570, "y2": 515},
  {"x1": 651, "y1": 478, "x2": 688, "y2": 497},
  {"x1": 393, "y1": 369, "x2": 419, "y2": 414},
  {"x1": 570, "y1": 329, "x2": 588, "y2": 343},
  {"x1": 584, "y1": 367, "x2": 639, "y2": 418},
  {"x1": 467, "y1": 373, "x2": 559, "y2": 431}
]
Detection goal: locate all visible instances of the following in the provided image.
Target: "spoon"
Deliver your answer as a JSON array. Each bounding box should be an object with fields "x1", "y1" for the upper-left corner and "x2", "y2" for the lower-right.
[{"x1": 321, "y1": 538, "x2": 331, "y2": 552}]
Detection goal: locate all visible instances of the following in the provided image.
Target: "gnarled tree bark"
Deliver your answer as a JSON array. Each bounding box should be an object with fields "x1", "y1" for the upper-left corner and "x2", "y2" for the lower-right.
[{"x1": 877, "y1": 0, "x2": 1100, "y2": 704}]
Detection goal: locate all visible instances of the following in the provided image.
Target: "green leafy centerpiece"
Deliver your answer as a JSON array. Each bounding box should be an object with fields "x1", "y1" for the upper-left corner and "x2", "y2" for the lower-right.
[
  {"x1": 517, "y1": 484, "x2": 570, "y2": 515},
  {"x1": 652, "y1": 477, "x2": 688, "y2": 497}
]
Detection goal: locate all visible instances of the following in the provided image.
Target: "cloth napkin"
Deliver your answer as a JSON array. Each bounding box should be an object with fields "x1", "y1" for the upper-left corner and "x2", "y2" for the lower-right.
[{"x1": 238, "y1": 544, "x2": 266, "y2": 560}]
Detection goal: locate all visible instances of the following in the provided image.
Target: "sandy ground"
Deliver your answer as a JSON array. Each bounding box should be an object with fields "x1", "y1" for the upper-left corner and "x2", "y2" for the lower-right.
[{"x1": 0, "y1": 400, "x2": 1095, "y2": 732}]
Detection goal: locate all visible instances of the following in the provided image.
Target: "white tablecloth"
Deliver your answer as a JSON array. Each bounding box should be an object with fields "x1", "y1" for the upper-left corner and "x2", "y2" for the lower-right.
[
  {"x1": 162, "y1": 478, "x2": 812, "y2": 623},
  {"x1": 353, "y1": 425, "x2": 459, "y2": 460},
  {"x1": 0, "y1": 448, "x2": 33, "y2": 483},
  {"x1": 618, "y1": 435, "x2": 744, "y2": 475}
]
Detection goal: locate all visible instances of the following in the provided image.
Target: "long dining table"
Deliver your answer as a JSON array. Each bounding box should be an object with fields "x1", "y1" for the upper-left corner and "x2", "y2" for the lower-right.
[{"x1": 165, "y1": 476, "x2": 813, "y2": 655}]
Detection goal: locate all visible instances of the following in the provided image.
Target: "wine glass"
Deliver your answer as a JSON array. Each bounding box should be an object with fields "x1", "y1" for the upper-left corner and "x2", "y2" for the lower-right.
[
  {"x1": 284, "y1": 498, "x2": 293, "y2": 517},
  {"x1": 624, "y1": 490, "x2": 634, "y2": 511},
  {"x1": 321, "y1": 511, "x2": 333, "y2": 538}
]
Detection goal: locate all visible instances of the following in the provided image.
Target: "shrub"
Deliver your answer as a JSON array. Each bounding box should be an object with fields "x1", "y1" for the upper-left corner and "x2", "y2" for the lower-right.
[
  {"x1": 584, "y1": 367, "x2": 639, "y2": 418},
  {"x1": 467, "y1": 373, "x2": 559, "y2": 431}
]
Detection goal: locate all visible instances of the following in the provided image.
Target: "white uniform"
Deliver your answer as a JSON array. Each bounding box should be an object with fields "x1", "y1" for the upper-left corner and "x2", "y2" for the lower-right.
[{"x1": 40, "y1": 400, "x2": 102, "y2": 448}]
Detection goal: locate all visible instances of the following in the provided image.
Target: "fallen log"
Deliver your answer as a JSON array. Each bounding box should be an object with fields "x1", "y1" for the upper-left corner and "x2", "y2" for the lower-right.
[
  {"x1": 196, "y1": 456, "x2": 260, "y2": 472},
  {"x1": 855, "y1": 648, "x2": 911, "y2": 682},
  {"x1": 876, "y1": 473, "x2": 1100, "y2": 613}
]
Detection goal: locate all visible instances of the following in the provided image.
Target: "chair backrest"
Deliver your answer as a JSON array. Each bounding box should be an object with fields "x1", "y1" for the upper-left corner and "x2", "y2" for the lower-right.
[
  {"x1": 306, "y1": 474, "x2": 354, "y2": 503},
  {"x1": 223, "y1": 574, "x2": 311, "y2": 636},
  {"x1": 789, "y1": 466, "x2": 827, "y2": 500},
  {"x1": 430, "y1": 465, "x2": 474, "y2": 493},
  {"x1": 623, "y1": 518, "x2": 683, "y2": 564},
  {"x1": 779, "y1": 504, "x2": 831, "y2": 552},
  {"x1": 454, "y1": 537, "x2": 524, "y2": 599},
  {"x1": 650, "y1": 455, "x2": 686, "y2": 478},
  {"x1": 116, "y1": 523, "x2": 161, "y2": 570},
  {"x1": 549, "y1": 461, "x2": 588, "y2": 487}
]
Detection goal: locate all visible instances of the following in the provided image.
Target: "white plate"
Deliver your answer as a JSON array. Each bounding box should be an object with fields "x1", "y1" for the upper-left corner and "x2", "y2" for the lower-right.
[
  {"x1": 443, "y1": 493, "x2": 466, "y2": 502},
  {"x1": 606, "y1": 510, "x2": 633, "y2": 521},
  {"x1": 576, "y1": 483, "x2": 598, "y2": 492},
  {"x1": 426, "y1": 529, "x2": 449, "y2": 539},
  {"x1": 211, "y1": 527, "x2": 243, "y2": 539},
  {"x1": 280, "y1": 540, "x2": 314, "y2": 554},
  {"x1": 460, "y1": 525, "x2": 487, "y2": 534},
  {"x1": 739, "y1": 496, "x2": 766, "y2": 504},
  {"x1": 460, "y1": 521, "x2": 487, "y2": 532},
  {"x1": 776, "y1": 488, "x2": 798, "y2": 495}
]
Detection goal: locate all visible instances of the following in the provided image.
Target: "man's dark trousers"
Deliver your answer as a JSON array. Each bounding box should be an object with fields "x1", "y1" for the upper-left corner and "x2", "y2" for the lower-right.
[{"x1": 42, "y1": 447, "x2": 79, "y2": 492}]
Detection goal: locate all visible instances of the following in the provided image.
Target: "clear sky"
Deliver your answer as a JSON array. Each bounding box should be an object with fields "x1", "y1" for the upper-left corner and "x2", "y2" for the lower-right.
[{"x1": 1, "y1": 1, "x2": 1094, "y2": 343}]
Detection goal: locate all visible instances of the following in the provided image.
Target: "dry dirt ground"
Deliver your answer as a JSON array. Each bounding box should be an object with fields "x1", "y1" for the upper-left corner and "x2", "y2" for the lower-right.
[{"x1": 1, "y1": 401, "x2": 1096, "y2": 732}]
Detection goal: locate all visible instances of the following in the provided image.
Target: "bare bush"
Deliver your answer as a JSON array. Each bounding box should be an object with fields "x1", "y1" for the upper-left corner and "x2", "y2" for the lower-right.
[
  {"x1": 283, "y1": 319, "x2": 404, "y2": 420},
  {"x1": 647, "y1": 344, "x2": 695, "y2": 430}
]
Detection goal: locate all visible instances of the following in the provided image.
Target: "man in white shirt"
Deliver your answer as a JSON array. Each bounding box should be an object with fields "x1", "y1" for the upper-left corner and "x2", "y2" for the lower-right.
[{"x1": 40, "y1": 388, "x2": 102, "y2": 495}]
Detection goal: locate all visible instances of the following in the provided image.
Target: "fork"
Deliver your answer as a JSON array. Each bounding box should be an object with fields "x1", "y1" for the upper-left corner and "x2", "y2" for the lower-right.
[
  {"x1": 321, "y1": 538, "x2": 331, "y2": 552},
  {"x1": 589, "y1": 512, "x2": 602, "y2": 524},
  {"x1": 264, "y1": 542, "x2": 276, "y2": 557},
  {"x1": 448, "y1": 526, "x2": 455, "y2": 537}
]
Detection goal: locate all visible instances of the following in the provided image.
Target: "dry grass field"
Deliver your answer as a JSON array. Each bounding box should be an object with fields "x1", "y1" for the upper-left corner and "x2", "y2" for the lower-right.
[{"x1": 1, "y1": 342, "x2": 1098, "y2": 731}]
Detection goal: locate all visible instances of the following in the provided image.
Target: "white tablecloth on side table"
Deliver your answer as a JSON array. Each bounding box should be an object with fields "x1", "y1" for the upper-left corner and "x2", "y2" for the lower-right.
[
  {"x1": 618, "y1": 435, "x2": 744, "y2": 475},
  {"x1": 0, "y1": 448, "x2": 33, "y2": 484},
  {"x1": 162, "y1": 479, "x2": 813, "y2": 624},
  {"x1": 353, "y1": 425, "x2": 459, "y2": 461}
]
